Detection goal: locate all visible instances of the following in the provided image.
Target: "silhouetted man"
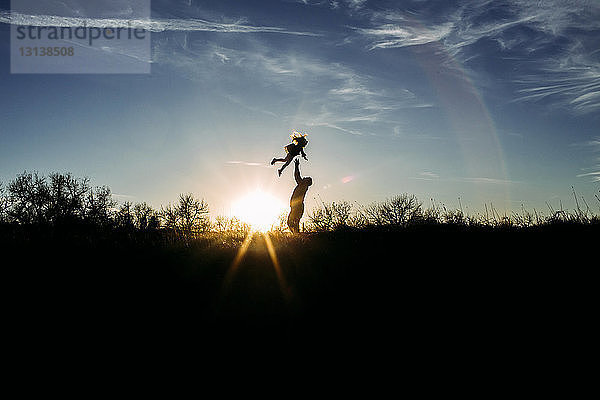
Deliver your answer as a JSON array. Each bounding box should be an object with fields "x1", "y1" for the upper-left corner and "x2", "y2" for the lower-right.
[{"x1": 288, "y1": 159, "x2": 312, "y2": 233}]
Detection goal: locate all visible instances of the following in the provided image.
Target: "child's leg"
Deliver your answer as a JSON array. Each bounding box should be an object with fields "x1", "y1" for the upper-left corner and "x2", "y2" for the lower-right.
[
  {"x1": 271, "y1": 157, "x2": 286, "y2": 165},
  {"x1": 278, "y1": 155, "x2": 293, "y2": 176}
]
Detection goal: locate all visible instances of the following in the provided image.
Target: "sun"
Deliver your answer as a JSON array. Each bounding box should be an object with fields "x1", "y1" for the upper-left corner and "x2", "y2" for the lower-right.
[{"x1": 231, "y1": 189, "x2": 287, "y2": 232}]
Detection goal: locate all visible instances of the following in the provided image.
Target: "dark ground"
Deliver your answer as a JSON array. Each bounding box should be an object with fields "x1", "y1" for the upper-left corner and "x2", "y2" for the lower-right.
[{"x1": 2, "y1": 224, "x2": 596, "y2": 372}]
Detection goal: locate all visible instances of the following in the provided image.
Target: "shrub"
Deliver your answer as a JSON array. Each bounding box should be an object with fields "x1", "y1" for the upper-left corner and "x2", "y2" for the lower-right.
[
  {"x1": 358, "y1": 194, "x2": 423, "y2": 227},
  {"x1": 308, "y1": 201, "x2": 352, "y2": 231}
]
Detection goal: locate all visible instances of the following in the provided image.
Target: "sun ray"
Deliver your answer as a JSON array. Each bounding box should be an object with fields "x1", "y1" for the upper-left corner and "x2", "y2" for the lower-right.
[
  {"x1": 262, "y1": 232, "x2": 291, "y2": 301},
  {"x1": 221, "y1": 231, "x2": 254, "y2": 294}
]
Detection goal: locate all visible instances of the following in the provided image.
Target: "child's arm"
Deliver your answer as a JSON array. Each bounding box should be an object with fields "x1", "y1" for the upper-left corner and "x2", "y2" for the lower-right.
[{"x1": 301, "y1": 148, "x2": 308, "y2": 160}]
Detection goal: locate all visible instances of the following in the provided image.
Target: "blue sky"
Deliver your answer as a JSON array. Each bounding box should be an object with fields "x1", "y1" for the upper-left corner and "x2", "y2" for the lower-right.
[{"x1": 0, "y1": 0, "x2": 599, "y2": 217}]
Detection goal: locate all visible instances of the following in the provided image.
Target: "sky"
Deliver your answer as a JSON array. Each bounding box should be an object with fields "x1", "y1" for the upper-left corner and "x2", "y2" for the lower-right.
[{"x1": 0, "y1": 0, "x2": 599, "y2": 218}]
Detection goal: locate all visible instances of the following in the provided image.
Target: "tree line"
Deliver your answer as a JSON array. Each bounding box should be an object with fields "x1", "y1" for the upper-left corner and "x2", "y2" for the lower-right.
[
  {"x1": 0, "y1": 171, "x2": 217, "y2": 241},
  {"x1": 1, "y1": 172, "x2": 598, "y2": 239}
]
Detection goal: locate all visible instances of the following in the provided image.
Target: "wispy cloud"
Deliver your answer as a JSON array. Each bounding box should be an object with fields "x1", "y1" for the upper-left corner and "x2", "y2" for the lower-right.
[
  {"x1": 574, "y1": 137, "x2": 600, "y2": 182},
  {"x1": 512, "y1": 50, "x2": 600, "y2": 114},
  {"x1": 420, "y1": 171, "x2": 439, "y2": 179},
  {"x1": 576, "y1": 171, "x2": 600, "y2": 182},
  {"x1": 305, "y1": 121, "x2": 364, "y2": 136},
  {"x1": 354, "y1": 22, "x2": 454, "y2": 50},
  {"x1": 351, "y1": 1, "x2": 599, "y2": 52},
  {"x1": 0, "y1": 10, "x2": 320, "y2": 36},
  {"x1": 152, "y1": 37, "x2": 429, "y2": 136},
  {"x1": 409, "y1": 171, "x2": 440, "y2": 181},
  {"x1": 345, "y1": 0, "x2": 600, "y2": 114},
  {"x1": 223, "y1": 94, "x2": 278, "y2": 117},
  {"x1": 113, "y1": 193, "x2": 136, "y2": 201},
  {"x1": 226, "y1": 161, "x2": 265, "y2": 167},
  {"x1": 461, "y1": 177, "x2": 519, "y2": 185},
  {"x1": 291, "y1": 0, "x2": 364, "y2": 11}
]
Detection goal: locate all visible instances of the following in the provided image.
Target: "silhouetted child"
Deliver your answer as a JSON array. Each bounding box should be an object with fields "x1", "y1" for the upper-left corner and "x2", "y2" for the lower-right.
[{"x1": 271, "y1": 131, "x2": 309, "y2": 177}]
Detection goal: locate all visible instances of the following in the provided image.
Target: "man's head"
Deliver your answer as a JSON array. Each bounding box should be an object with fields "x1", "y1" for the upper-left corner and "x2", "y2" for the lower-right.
[{"x1": 303, "y1": 177, "x2": 313, "y2": 186}]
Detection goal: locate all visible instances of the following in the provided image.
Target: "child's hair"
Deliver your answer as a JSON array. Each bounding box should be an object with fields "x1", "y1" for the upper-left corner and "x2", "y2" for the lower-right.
[{"x1": 291, "y1": 130, "x2": 308, "y2": 147}]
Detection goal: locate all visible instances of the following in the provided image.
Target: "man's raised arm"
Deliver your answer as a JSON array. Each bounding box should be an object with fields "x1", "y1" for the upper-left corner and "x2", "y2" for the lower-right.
[{"x1": 294, "y1": 159, "x2": 302, "y2": 184}]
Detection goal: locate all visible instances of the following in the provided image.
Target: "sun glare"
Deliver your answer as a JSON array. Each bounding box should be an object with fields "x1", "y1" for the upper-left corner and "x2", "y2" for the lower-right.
[{"x1": 231, "y1": 190, "x2": 287, "y2": 232}]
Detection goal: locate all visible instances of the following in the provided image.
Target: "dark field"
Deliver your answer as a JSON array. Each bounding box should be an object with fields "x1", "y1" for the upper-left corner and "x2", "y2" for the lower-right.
[{"x1": 3, "y1": 223, "x2": 596, "y2": 362}]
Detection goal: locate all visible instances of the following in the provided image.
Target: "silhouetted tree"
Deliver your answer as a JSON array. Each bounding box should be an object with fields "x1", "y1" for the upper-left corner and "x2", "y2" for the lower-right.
[
  {"x1": 3, "y1": 171, "x2": 115, "y2": 227},
  {"x1": 7, "y1": 172, "x2": 50, "y2": 224},
  {"x1": 160, "y1": 203, "x2": 178, "y2": 232},
  {"x1": 133, "y1": 202, "x2": 159, "y2": 230},
  {"x1": 85, "y1": 186, "x2": 115, "y2": 227},
  {"x1": 47, "y1": 172, "x2": 89, "y2": 224},
  {"x1": 176, "y1": 193, "x2": 210, "y2": 238},
  {"x1": 161, "y1": 193, "x2": 209, "y2": 240},
  {"x1": 0, "y1": 181, "x2": 8, "y2": 223},
  {"x1": 347, "y1": 209, "x2": 369, "y2": 229},
  {"x1": 115, "y1": 201, "x2": 135, "y2": 229}
]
